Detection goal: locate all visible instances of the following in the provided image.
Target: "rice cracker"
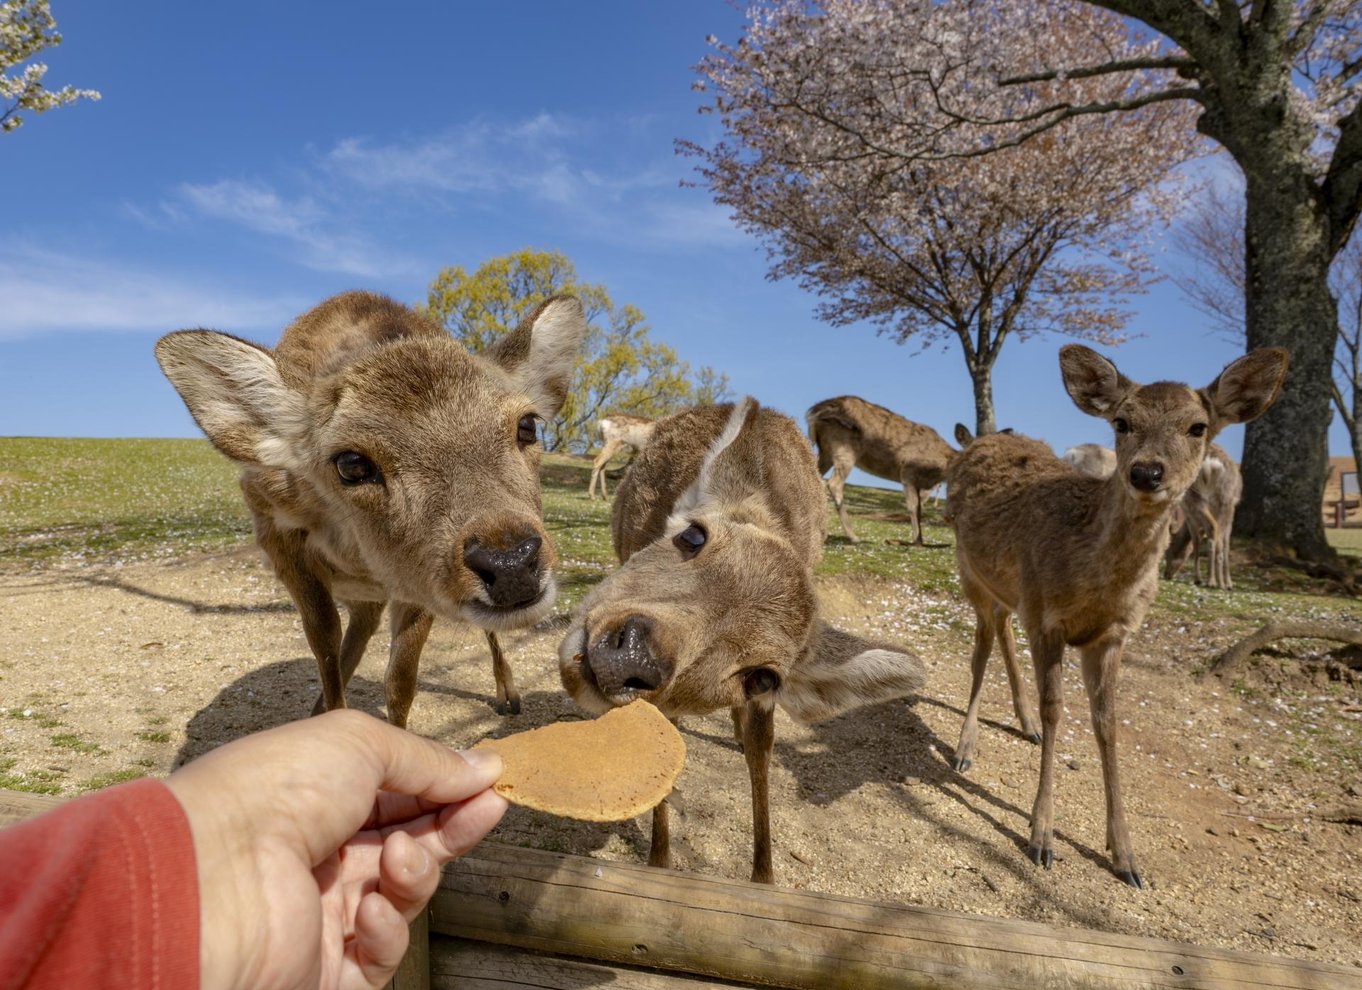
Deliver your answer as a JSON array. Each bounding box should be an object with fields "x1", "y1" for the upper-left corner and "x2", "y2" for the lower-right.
[{"x1": 473, "y1": 701, "x2": 685, "y2": 821}]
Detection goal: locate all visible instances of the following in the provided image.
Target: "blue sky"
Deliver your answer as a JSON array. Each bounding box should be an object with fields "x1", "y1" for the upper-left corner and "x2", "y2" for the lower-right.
[{"x1": 1, "y1": 0, "x2": 1352, "y2": 470}]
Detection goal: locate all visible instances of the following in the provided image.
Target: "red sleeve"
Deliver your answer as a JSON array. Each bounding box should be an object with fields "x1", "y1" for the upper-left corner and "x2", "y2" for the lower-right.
[{"x1": 0, "y1": 778, "x2": 199, "y2": 990}]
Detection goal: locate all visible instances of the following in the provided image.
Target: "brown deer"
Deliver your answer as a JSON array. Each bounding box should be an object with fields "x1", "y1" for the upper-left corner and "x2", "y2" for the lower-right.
[
  {"x1": 1165, "y1": 444, "x2": 1242, "y2": 589},
  {"x1": 946, "y1": 344, "x2": 1287, "y2": 887},
  {"x1": 806, "y1": 395, "x2": 955, "y2": 545},
  {"x1": 559, "y1": 399, "x2": 926, "y2": 883},
  {"x1": 155, "y1": 291, "x2": 585, "y2": 725},
  {"x1": 588, "y1": 414, "x2": 656, "y2": 500}
]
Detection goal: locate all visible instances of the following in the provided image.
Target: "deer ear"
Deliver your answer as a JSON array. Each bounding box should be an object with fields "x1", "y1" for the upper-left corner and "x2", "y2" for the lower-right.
[
  {"x1": 487, "y1": 295, "x2": 586, "y2": 420},
  {"x1": 1059, "y1": 345, "x2": 1133, "y2": 418},
  {"x1": 155, "y1": 331, "x2": 308, "y2": 470},
  {"x1": 777, "y1": 621, "x2": 926, "y2": 724},
  {"x1": 954, "y1": 423, "x2": 974, "y2": 446},
  {"x1": 1202, "y1": 347, "x2": 1289, "y2": 429}
]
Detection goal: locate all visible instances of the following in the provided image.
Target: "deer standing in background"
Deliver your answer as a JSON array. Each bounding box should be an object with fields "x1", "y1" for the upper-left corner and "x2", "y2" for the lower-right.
[
  {"x1": 946, "y1": 345, "x2": 1287, "y2": 887},
  {"x1": 806, "y1": 396, "x2": 955, "y2": 545},
  {"x1": 560, "y1": 400, "x2": 926, "y2": 883},
  {"x1": 1062, "y1": 442, "x2": 1117, "y2": 479},
  {"x1": 156, "y1": 292, "x2": 585, "y2": 725},
  {"x1": 1165, "y1": 443, "x2": 1243, "y2": 589},
  {"x1": 588, "y1": 414, "x2": 656, "y2": 500}
]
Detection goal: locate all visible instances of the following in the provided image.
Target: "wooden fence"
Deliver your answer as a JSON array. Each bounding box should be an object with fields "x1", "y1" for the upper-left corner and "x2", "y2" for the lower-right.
[{"x1": 3, "y1": 789, "x2": 1358, "y2": 989}]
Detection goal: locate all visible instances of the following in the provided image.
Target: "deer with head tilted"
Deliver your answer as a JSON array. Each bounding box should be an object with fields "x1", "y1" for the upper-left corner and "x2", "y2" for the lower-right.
[
  {"x1": 559, "y1": 399, "x2": 925, "y2": 883},
  {"x1": 156, "y1": 291, "x2": 585, "y2": 726},
  {"x1": 946, "y1": 344, "x2": 1287, "y2": 887}
]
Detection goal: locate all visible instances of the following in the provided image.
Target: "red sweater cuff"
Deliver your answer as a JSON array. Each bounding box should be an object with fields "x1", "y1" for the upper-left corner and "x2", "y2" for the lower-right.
[{"x1": 0, "y1": 778, "x2": 200, "y2": 990}]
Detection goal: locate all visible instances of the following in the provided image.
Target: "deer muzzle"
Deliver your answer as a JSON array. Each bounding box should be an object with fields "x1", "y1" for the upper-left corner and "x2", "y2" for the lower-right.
[
  {"x1": 463, "y1": 534, "x2": 544, "y2": 609},
  {"x1": 583, "y1": 615, "x2": 673, "y2": 704}
]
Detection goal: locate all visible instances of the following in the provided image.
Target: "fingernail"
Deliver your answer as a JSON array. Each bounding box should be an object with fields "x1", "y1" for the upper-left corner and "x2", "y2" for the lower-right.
[
  {"x1": 407, "y1": 841, "x2": 432, "y2": 879},
  {"x1": 458, "y1": 748, "x2": 502, "y2": 775}
]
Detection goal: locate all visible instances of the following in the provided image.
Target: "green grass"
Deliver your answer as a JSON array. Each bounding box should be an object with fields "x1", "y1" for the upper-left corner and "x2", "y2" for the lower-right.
[
  {"x1": 50, "y1": 733, "x2": 104, "y2": 754},
  {"x1": 0, "y1": 437, "x2": 250, "y2": 568}
]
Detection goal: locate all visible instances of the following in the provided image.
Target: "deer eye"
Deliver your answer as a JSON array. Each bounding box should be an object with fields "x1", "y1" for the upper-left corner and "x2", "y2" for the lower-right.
[
  {"x1": 1113, "y1": 417, "x2": 1130, "y2": 435},
  {"x1": 334, "y1": 451, "x2": 381, "y2": 486},
  {"x1": 1188, "y1": 422, "x2": 1207, "y2": 438},
  {"x1": 516, "y1": 414, "x2": 538, "y2": 446},
  {"x1": 673, "y1": 523, "x2": 707, "y2": 559},
  {"x1": 742, "y1": 667, "x2": 781, "y2": 699}
]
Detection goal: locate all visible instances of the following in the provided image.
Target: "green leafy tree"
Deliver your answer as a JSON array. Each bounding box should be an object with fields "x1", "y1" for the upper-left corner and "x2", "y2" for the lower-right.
[
  {"x1": 1, "y1": 0, "x2": 99, "y2": 133},
  {"x1": 423, "y1": 249, "x2": 730, "y2": 452}
]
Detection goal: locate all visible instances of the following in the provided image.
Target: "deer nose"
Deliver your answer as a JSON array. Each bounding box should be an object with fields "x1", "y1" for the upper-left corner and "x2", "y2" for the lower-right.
[
  {"x1": 463, "y1": 535, "x2": 543, "y2": 608},
  {"x1": 1129, "y1": 462, "x2": 1164, "y2": 492},
  {"x1": 586, "y1": 616, "x2": 670, "y2": 700}
]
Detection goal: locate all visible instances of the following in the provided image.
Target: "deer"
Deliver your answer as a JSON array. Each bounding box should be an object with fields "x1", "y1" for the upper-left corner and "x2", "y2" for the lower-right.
[
  {"x1": 945, "y1": 344, "x2": 1288, "y2": 888},
  {"x1": 588, "y1": 414, "x2": 656, "y2": 500},
  {"x1": 559, "y1": 399, "x2": 926, "y2": 883},
  {"x1": 155, "y1": 291, "x2": 585, "y2": 726},
  {"x1": 1061, "y1": 442, "x2": 1117, "y2": 479},
  {"x1": 1165, "y1": 444, "x2": 1242, "y2": 589},
  {"x1": 806, "y1": 395, "x2": 955, "y2": 545}
]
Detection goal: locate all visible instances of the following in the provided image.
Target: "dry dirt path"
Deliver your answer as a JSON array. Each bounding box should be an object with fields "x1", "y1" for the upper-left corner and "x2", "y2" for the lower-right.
[{"x1": 2, "y1": 548, "x2": 1361, "y2": 970}]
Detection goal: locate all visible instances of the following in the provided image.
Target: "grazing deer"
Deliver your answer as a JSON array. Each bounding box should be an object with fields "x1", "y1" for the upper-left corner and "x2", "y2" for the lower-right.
[
  {"x1": 946, "y1": 345, "x2": 1287, "y2": 887},
  {"x1": 559, "y1": 399, "x2": 926, "y2": 883},
  {"x1": 155, "y1": 291, "x2": 585, "y2": 725},
  {"x1": 588, "y1": 414, "x2": 656, "y2": 500},
  {"x1": 1165, "y1": 444, "x2": 1242, "y2": 589},
  {"x1": 1062, "y1": 443, "x2": 1117, "y2": 479},
  {"x1": 806, "y1": 396, "x2": 955, "y2": 545}
]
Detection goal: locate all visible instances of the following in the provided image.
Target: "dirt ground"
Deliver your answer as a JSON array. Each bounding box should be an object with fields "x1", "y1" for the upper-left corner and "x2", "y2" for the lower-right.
[{"x1": 2, "y1": 546, "x2": 1362, "y2": 971}]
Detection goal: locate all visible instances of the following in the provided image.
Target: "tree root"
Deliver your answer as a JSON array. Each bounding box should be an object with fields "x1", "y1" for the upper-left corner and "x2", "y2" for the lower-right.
[{"x1": 1207, "y1": 621, "x2": 1362, "y2": 676}]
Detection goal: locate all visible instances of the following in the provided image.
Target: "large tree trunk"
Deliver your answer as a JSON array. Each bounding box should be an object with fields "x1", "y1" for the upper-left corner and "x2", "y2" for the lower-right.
[
  {"x1": 1236, "y1": 169, "x2": 1339, "y2": 561},
  {"x1": 966, "y1": 357, "x2": 997, "y2": 437}
]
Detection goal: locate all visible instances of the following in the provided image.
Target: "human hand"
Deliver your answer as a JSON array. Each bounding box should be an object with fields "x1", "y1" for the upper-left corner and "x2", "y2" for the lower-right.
[{"x1": 165, "y1": 709, "x2": 506, "y2": 990}]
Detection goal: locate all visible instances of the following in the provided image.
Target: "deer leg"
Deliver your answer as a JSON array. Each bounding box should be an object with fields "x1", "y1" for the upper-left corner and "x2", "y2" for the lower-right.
[
  {"x1": 826, "y1": 457, "x2": 858, "y2": 542},
  {"x1": 1079, "y1": 637, "x2": 1142, "y2": 889},
  {"x1": 648, "y1": 798, "x2": 671, "y2": 869},
  {"x1": 952, "y1": 600, "x2": 996, "y2": 773},
  {"x1": 1219, "y1": 527, "x2": 1234, "y2": 590},
  {"x1": 384, "y1": 602, "x2": 434, "y2": 729},
  {"x1": 730, "y1": 704, "x2": 747, "y2": 747},
  {"x1": 311, "y1": 599, "x2": 385, "y2": 717},
  {"x1": 285, "y1": 571, "x2": 344, "y2": 714},
  {"x1": 742, "y1": 698, "x2": 777, "y2": 884},
  {"x1": 589, "y1": 439, "x2": 621, "y2": 500},
  {"x1": 1026, "y1": 629, "x2": 1065, "y2": 871},
  {"x1": 485, "y1": 630, "x2": 520, "y2": 716},
  {"x1": 997, "y1": 608, "x2": 1039, "y2": 743},
  {"x1": 902, "y1": 480, "x2": 923, "y2": 545}
]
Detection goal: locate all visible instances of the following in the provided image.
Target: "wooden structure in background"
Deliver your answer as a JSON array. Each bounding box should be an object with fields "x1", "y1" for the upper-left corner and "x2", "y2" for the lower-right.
[
  {"x1": 1324, "y1": 456, "x2": 1359, "y2": 527},
  {"x1": 4, "y1": 788, "x2": 1359, "y2": 989}
]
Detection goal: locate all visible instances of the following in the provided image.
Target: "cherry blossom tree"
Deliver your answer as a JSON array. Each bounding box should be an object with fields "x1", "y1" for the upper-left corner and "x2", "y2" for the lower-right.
[
  {"x1": 878, "y1": 0, "x2": 1362, "y2": 562},
  {"x1": 1, "y1": 0, "x2": 98, "y2": 133},
  {"x1": 682, "y1": 0, "x2": 1199, "y2": 436}
]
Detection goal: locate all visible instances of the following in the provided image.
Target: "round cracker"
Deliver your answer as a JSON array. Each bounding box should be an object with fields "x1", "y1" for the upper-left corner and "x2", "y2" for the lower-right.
[{"x1": 473, "y1": 701, "x2": 685, "y2": 821}]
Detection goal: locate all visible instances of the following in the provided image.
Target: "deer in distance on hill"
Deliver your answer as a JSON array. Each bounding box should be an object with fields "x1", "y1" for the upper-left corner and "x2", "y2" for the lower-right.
[
  {"x1": 945, "y1": 344, "x2": 1288, "y2": 888},
  {"x1": 806, "y1": 395, "x2": 955, "y2": 545},
  {"x1": 156, "y1": 291, "x2": 585, "y2": 725},
  {"x1": 588, "y1": 414, "x2": 656, "y2": 500},
  {"x1": 559, "y1": 399, "x2": 926, "y2": 884}
]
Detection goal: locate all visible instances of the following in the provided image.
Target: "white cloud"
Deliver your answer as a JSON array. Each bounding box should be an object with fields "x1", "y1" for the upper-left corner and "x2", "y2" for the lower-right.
[
  {"x1": 0, "y1": 243, "x2": 305, "y2": 341},
  {"x1": 166, "y1": 179, "x2": 419, "y2": 279}
]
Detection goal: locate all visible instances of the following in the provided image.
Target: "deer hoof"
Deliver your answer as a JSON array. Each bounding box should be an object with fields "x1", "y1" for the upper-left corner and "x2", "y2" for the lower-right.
[
  {"x1": 950, "y1": 754, "x2": 972, "y2": 773},
  {"x1": 1028, "y1": 844, "x2": 1053, "y2": 870},
  {"x1": 495, "y1": 697, "x2": 523, "y2": 716},
  {"x1": 1117, "y1": 868, "x2": 1144, "y2": 889},
  {"x1": 1025, "y1": 730, "x2": 1042, "y2": 745}
]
